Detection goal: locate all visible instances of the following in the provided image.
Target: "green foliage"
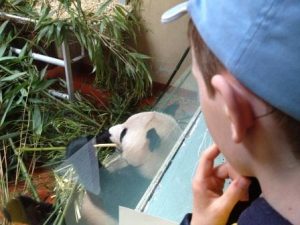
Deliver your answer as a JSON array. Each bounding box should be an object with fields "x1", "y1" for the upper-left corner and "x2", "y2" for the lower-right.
[
  {"x1": 0, "y1": 20, "x2": 105, "y2": 159},
  {"x1": 0, "y1": 1, "x2": 152, "y2": 223},
  {"x1": 2, "y1": 0, "x2": 152, "y2": 99},
  {"x1": 0, "y1": 19, "x2": 138, "y2": 224}
]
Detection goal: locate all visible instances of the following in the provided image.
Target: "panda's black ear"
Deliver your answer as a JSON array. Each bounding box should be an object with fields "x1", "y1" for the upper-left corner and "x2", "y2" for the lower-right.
[{"x1": 146, "y1": 128, "x2": 161, "y2": 152}]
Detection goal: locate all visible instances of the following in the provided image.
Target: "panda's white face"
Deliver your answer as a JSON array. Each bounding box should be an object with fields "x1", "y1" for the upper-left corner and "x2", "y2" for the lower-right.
[
  {"x1": 109, "y1": 113, "x2": 156, "y2": 167},
  {"x1": 108, "y1": 112, "x2": 181, "y2": 178}
]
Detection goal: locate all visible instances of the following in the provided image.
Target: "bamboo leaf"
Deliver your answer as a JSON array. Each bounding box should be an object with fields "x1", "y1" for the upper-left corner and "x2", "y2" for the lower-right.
[
  {"x1": 39, "y1": 66, "x2": 48, "y2": 80},
  {"x1": 11, "y1": 0, "x2": 24, "y2": 6},
  {"x1": 0, "y1": 45, "x2": 7, "y2": 58},
  {"x1": 0, "y1": 20, "x2": 9, "y2": 35},
  {"x1": 32, "y1": 105, "x2": 43, "y2": 136},
  {"x1": 36, "y1": 26, "x2": 49, "y2": 43},
  {"x1": 28, "y1": 98, "x2": 46, "y2": 104},
  {"x1": 0, "y1": 132, "x2": 20, "y2": 141},
  {"x1": 0, "y1": 97, "x2": 14, "y2": 127},
  {"x1": 33, "y1": 79, "x2": 56, "y2": 92},
  {"x1": 56, "y1": 21, "x2": 64, "y2": 39},
  {"x1": 96, "y1": 0, "x2": 112, "y2": 15},
  {"x1": 46, "y1": 24, "x2": 55, "y2": 41},
  {"x1": 0, "y1": 56, "x2": 17, "y2": 62},
  {"x1": 18, "y1": 43, "x2": 28, "y2": 58},
  {"x1": 99, "y1": 21, "x2": 106, "y2": 33},
  {"x1": 0, "y1": 65, "x2": 15, "y2": 75},
  {"x1": 20, "y1": 88, "x2": 28, "y2": 97},
  {"x1": 0, "y1": 72, "x2": 26, "y2": 82},
  {"x1": 114, "y1": 5, "x2": 127, "y2": 18},
  {"x1": 128, "y1": 52, "x2": 151, "y2": 59},
  {"x1": 38, "y1": 3, "x2": 51, "y2": 24}
]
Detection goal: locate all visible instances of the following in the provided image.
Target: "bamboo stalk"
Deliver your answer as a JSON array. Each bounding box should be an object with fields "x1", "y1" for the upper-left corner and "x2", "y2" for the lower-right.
[
  {"x1": 53, "y1": 183, "x2": 78, "y2": 225},
  {"x1": 8, "y1": 138, "x2": 40, "y2": 202},
  {"x1": 94, "y1": 143, "x2": 117, "y2": 148},
  {"x1": 17, "y1": 143, "x2": 117, "y2": 152},
  {"x1": 17, "y1": 147, "x2": 66, "y2": 152},
  {"x1": 43, "y1": 91, "x2": 101, "y2": 127}
]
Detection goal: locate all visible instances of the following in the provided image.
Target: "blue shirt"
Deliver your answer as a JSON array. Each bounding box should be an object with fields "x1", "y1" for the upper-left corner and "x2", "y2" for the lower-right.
[
  {"x1": 238, "y1": 197, "x2": 292, "y2": 225},
  {"x1": 180, "y1": 198, "x2": 292, "y2": 225}
]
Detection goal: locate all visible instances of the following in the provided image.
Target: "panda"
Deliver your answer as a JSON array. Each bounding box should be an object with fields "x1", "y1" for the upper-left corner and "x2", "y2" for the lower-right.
[
  {"x1": 105, "y1": 111, "x2": 182, "y2": 178},
  {"x1": 65, "y1": 111, "x2": 182, "y2": 225}
]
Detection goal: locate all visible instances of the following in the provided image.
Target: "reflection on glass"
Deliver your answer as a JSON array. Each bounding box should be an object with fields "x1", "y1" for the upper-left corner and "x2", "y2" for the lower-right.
[{"x1": 64, "y1": 69, "x2": 199, "y2": 225}]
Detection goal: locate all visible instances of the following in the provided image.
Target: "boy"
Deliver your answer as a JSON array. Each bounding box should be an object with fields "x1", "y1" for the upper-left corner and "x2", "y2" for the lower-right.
[{"x1": 162, "y1": 1, "x2": 300, "y2": 224}]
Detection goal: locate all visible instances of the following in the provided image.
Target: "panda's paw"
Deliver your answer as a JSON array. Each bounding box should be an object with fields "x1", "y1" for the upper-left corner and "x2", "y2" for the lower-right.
[
  {"x1": 95, "y1": 130, "x2": 111, "y2": 144},
  {"x1": 65, "y1": 135, "x2": 94, "y2": 159}
]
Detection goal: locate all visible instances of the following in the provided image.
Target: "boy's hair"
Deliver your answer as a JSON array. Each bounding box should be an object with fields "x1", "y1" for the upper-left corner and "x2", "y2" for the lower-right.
[
  {"x1": 188, "y1": 20, "x2": 225, "y2": 96},
  {"x1": 188, "y1": 20, "x2": 300, "y2": 158}
]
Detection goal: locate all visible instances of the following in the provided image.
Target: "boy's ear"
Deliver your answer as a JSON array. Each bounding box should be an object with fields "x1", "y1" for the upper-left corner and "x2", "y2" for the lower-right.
[{"x1": 211, "y1": 75, "x2": 255, "y2": 143}]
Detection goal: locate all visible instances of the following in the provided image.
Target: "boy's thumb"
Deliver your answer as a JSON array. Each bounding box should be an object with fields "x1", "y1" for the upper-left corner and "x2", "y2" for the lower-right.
[{"x1": 219, "y1": 177, "x2": 250, "y2": 212}]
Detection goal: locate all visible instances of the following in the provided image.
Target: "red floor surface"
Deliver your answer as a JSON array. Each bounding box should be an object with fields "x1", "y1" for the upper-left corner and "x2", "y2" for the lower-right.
[{"x1": 46, "y1": 65, "x2": 166, "y2": 109}]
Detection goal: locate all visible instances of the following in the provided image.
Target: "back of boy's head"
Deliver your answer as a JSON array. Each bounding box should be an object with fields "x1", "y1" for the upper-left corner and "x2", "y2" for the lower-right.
[
  {"x1": 188, "y1": 21, "x2": 300, "y2": 157},
  {"x1": 162, "y1": 0, "x2": 300, "y2": 156}
]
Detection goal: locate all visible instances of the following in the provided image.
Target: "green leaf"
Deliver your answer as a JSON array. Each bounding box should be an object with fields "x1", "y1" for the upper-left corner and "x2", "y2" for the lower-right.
[
  {"x1": 11, "y1": 0, "x2": 24, "y2": 6},
  {"x1": 56, "y1": 21, "x2": 64, "y2": 39},
  {"x1": 96, "y1": 0, "x2": 112, "y2": 15},
  {"x1": 0, "y1": 72, "x2": 26, "y2": 82},
  {"x1": 40, "y1": 4, "x2": 51, "y2": 21},
  {"x1": 0, "y1": 132, "x2": 20, "y2": 141},
  {"x1": 0, "y1": 97, "x2": 14, "y2": 127},
  {"x1": 0, "y1": 20, "x2": 9, "y2": 35},
  {"x1": 28, "y1": 98, "x2": 46, "y2": 104},
  {"x1": 0, "y1": 56, "x2": 17, "y2": 62},
  {"x1": 36, "y1": 26, "x2": 49, "y2": 43},
  {"x1": 114, "y1": 5, "x2": 127, "y2": 20},
  {"x1": 99, "y1": 21, "x2": 106, "y2": 33},
  {"x1": 79, "y1": 31, "x2": 87, "y2": 47},
  {"x1": 0, "y1": 45, "x2": 7, "y2": 58},
  {"x1": 33, "y1": 79, "x2": 56, "y2": 92},
  {"x1": 18, "y1": 43, "x2": 28, "y2": 58},
  {"x1": 39, "y1": 66, "x2": 48, "y2": 80},
  {"x1": 20, "y1": 88, "x2": 28, "y2": 97},
  {"x1": 32, "y1": 105, "x2": 43, "y2": 136},
  {"x1": 128, "y1": 52, "x2": 151, "y2": 59},
  {"x1": 46, "y1": 24, "x2": 55, "y2": 41}
]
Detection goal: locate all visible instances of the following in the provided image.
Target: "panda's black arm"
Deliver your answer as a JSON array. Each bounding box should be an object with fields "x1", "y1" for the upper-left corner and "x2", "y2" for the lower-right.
[
  {"x1": 65, "y1": 130, "x2": 111, "y2": 159},
  {"x1": 95, "y1": 130, "x2": 112, "y2": 144},
  {"x1": 65, "y1": 135, "x2": 94, "y2": 158}
]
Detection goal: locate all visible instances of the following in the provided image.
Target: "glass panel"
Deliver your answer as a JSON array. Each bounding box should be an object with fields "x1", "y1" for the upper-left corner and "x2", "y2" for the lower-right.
[
  {"x1": 152, "y1": 68, "x2": 199, "y2": 129},
  {"x1": 64, "y1": 67, "x2": 199, "y2": 225}
]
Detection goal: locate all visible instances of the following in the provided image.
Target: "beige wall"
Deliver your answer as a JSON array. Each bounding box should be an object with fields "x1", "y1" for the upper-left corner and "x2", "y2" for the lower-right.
[{"x1": 137, "y1": 0, "x2": 191, "y2": 84}]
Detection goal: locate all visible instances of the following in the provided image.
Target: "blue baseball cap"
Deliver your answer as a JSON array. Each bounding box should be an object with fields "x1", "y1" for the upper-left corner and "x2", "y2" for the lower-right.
[{"x1": 162, "y1": 0, "x2": 300, "y2": 121}]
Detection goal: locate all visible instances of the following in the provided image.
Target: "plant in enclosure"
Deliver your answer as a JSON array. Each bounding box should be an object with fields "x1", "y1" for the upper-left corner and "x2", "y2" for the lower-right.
[
  {"x1": 1, "y1": 0, "x2": 152, "y2": 99},
  {"x1": 0, "y1": 15, "x2": 146, "y2": 224}
]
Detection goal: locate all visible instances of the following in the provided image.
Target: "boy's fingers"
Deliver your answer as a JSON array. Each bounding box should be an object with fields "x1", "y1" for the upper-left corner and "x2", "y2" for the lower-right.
[
  {"x1": 214, "y1": 164, "x2": 229, "y2": 179},
  {"x1": 192, "y1": 145, "x2": 220, "y2": 201},
  {"x1": 196, "y1": 144, "x2": 220, "y2": 178},
  {"x1": 214, "y1": 163, "x2": 241, "y2": 180},
  {"x1": 218, "y1": 177, "x2": 250, "y2": 212}
]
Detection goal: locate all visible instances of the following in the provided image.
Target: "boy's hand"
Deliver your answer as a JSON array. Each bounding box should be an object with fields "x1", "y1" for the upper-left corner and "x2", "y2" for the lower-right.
[{"x1": 191, "y1": 144, "x2": 250, "y2": 225}]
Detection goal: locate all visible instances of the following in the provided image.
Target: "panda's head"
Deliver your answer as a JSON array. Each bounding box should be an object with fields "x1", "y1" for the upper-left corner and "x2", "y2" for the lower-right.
[{"x1": 108, "y1": 112, "x2": 181, "y2": 178}]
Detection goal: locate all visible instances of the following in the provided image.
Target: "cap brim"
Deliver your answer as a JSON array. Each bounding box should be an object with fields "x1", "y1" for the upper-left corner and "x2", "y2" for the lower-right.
[{"x1": 161, "y1": 1, "x2": 188, "y2": 23}]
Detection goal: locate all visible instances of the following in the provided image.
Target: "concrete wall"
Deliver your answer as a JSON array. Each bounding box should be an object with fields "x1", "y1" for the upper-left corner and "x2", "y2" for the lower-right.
[{"x1": 137, "y1": 0, "x2": 191, "y2": 84}]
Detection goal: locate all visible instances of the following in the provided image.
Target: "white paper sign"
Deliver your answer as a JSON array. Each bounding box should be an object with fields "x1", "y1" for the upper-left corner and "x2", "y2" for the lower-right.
[{"x1": 119, "y1": 207, "x2": 178, "y2": 225}]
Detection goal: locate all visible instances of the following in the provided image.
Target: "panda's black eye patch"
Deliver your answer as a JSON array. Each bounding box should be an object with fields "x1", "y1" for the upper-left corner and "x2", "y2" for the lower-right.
[{"x1": 120, "y1": 128, "x2": 127, "y2": 143}]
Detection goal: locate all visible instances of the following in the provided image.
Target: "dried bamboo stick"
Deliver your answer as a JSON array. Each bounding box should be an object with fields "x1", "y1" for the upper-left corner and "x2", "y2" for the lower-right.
[
  {"x1": 94, "y1": 143, "x2": 117, "y2": 148},
  {"x1": 17, "y1": 143, "x2": 117, "y2": 152}
]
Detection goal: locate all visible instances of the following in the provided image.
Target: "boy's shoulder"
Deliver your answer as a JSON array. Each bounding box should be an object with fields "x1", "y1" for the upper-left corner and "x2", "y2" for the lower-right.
[{"x1": 238, "y1": 197, "x2": 292, "y2": 225}]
